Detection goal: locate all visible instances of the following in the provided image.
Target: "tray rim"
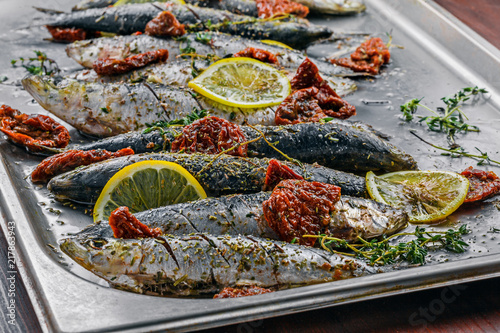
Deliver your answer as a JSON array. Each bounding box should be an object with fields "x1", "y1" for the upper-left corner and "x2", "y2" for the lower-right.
[{"x1": 2, "y1": 0, "x2": 500, "y2": 332}]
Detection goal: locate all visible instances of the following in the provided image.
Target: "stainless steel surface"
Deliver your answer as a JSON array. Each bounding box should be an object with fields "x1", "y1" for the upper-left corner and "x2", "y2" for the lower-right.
[{"x1": 1, "y1": 0, "x2": 500, "y2": 332}]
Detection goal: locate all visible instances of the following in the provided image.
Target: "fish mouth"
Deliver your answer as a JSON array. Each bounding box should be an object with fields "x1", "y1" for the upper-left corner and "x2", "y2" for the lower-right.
[{"x1": 59, "y1": 238, "x2": 95, "y2": 270}]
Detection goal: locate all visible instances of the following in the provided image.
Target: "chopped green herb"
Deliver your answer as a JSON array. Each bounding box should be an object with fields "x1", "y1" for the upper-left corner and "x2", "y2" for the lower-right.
[
  {"x1": 195, "y1": 32, "x2": 213, "y2": 45},
  {"x1": 143, "y1": 108, "x2": 208, "y2": 134},
  {"x1": 410, "y1": 130, "x2": 500, "y2": 166},
  {"x1": 305, "y1": 225, "x2": 470, "y2": 266},
  {"x1": 11, "y1": 50, "x2": 60, "y2": 76},
  {"x1": 400, "y1": 87, "x2": 487, "y2": 145}
]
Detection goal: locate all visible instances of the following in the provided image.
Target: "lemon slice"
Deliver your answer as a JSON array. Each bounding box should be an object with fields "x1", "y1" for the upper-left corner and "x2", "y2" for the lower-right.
[
  {"x1": 260, "y1": 40, "x2": 293, "y2": 50},
  {"x1": 93, "y1": 161, "x2": 206, "y2": 222},
  {"x1": 188, "y1": 57, "x2": 290, "y2": 108},
  {"x1": 366, "y1": 170, "x2": 469, "y2": 224}
]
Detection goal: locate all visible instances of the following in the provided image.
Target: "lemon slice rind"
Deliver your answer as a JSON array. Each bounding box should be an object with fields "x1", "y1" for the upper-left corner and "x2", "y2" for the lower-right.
[
  {"x1": 366, "y1": 170, "x2": 469, "y2": 224},
  {"x1": 93, "y1": 160, "x2": 206, "y2": 223},
  {"x1": 188, "y1": 57, "x2": 290, "y2": 109}
]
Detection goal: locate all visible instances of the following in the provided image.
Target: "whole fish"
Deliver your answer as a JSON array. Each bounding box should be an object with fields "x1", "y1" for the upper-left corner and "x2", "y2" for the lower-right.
[
  {"x1": 294, "y1": 0, "x2": 365, "y2": 15},
  {"x1": 208, "y1": 0, "x2": 366, "y2": 16},
  {"x1": 72, "y1": 0, "x2": 366, "y2": 15},
  {"x1": 76, "y1": 191, "x2": 409, "y2": 241},
  {"x1": 65, "y1": 32, "x2": 361, "y2": 78},
  {"x1": 72, "y1": 0, "x2": 117, "y2": 11},
  {"x1": 70, "y1": 121, "x2": 418, "y2": 173},
  {"x1": 47, "y1": 152, "x2": 367, "y2": 203},
  {"x1": 22, "y1": 75, "x2": 278, "y2": 136},
  {"x1": 45, "y1": 3, "x2": 332, "y2": 48},
  {"x1": 71, "y1": 58, "x2": 357, "y2": 97},
  {"x1": 60, "y1": 233, "x2": 375, "y2": 296}
]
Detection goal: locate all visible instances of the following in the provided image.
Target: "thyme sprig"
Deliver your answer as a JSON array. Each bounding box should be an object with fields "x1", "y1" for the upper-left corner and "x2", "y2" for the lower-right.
[
  {"x1": 410, "y1": 131, "x2": 500, "y2": 166},
  {"x1": 400, "y1": 86, "x2": 487, "y2": 145},
  {"x1": 304, "y1": 225, "x2": 470, "y2": 266},
  {"x1": 11, "y1": 50, "x2": 59, "y2": 76},
  {"x1": 143, "y1": 108, "x2": 208, "y2": 134}
]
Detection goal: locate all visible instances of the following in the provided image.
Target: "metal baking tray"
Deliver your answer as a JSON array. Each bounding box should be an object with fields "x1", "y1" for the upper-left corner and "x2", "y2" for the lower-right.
[{"x1": 1, "y1": 0, "x2": 500, "y2": 331}]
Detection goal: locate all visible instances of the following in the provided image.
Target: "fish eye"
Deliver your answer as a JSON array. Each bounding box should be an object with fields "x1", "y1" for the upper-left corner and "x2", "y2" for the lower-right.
[{"x1": 86, "y1": 238, "x2": 108, "y2": 249}]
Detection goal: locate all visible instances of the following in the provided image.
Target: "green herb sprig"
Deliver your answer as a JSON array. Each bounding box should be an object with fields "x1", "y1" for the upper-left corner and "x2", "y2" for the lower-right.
[
  {"x1": 143, "y1": 108, "x2": 208, "y2": 134},
  {"x1": 304, "y1": 225, "x2": 470, "y2": 266},
  {"x1": 11, "y1": 50, "x2": 59, "y2": 76},
  {"x1": 487, "y1": 227, "x2": 500, "y2": 233},
  {"x1": 401, "y1": 86, "x2": 487, "y2": 145},
  {"x1": 410, "y1": 130, "x2": 500, "y2": 166}
]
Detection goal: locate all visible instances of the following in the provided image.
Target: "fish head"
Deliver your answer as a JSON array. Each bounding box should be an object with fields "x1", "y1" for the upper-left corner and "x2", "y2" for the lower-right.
[
  {"x1": 22, "y1": 75, "x2": 58, "y2": 110},
  {"x1": 60, "y1": 236, "x2": 143, "y2": 277},
  {"x1": 22, "y1": 75, "x2": 84, "y2": 113}
]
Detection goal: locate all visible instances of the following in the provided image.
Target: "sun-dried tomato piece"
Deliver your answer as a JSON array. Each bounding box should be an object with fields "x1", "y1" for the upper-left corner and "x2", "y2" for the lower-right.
[
  {"x1": 264, "y1": 159, "x2": 303, "y2": 190},
  {"x1": 461, "y1": 166, "x2": 500, "y2": 203},
  {"x1": 275, "y1": 59, "x2": 355, "y2": 124},
  {"x1": 330, "y1": 37, "x2": 390, "y2": 75},
  {"x1": 262, "y1": 180, "x2": 341, "y2": 246},
  {"x1": 93, "y1": 49, "x2": 169, "y2": 75},
  {"x1": 109, "y1": 206, "x2": 162, "y2": 238},
  {"x1": 171, "y1": 116, "x2": 247, "y2": 157},
  {"x1": 0, "y1": 105, "x2": 70, "y2": 153},
  {"x1": 46, "y1": 26, "x2": 100, "y2": 42},
  {"x1": 275, "y1": 86, "x2": 356, "y2": 125},
  {"x1": 214, "y1": 286, "x2": 273, "y2": 299},
  {"x1": 145, "y1": 11, "x2": 186, "y2": 37},
  {"x1": 31, "y1": 148, "x2": 134, "y2": 183},
  {"x1": 234, "y1": 47, "x2": 279, "y2": 66},
  {"x1": 255, "y1": 0, "x2": 309, "y2": 18},
  {"x1": 290, "y1": 58, "x2": 338, "y2": 99}
]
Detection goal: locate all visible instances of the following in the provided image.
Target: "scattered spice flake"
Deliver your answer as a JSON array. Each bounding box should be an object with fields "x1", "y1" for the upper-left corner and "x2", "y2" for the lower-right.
[
  {"x1": 330, "y1": 37, "x2": 390, "y2": 75},
  {"x1": 255, "y1": 0, "x2": 309, "y2": 18},
  {"x1": 145, "y1": 11, "x2": 186, "y2": 37},
  {"x1": 213, "y1": 286, "x2": 273, "y2": 299},
  {"x1": 46, "y1": 26, "x2": 100, "y2": 42},
  {"x1": 0, "y1": 104, "x2": 70, "y2": 153},
  {"x1": 31, "y1": 148, "x2": 134, "y2": 183},
  {"x1": 262, "y1": 180, "x2": 341, "y2": 246},
  {"x1": 109, "y1": 206, "x2": 162, "y2": 238},
  {"x1": 93, "y1": 49, "x2": 169, "y2": 75},
  {"x1": 264, "y1": 159, "x2": 303, "y2": 190},
  {"x1": 234, "y1": 48, "x2": 279, "y2": 65},
  {"x1": 275, "y1": 59, "x2": 355, "y2": 124},
  {"x1": 461, "y1": 166, "x2": 500, "y2": 203},
  {"x1": 171, "y1": 116, "x2": 247, "y2": 157}
]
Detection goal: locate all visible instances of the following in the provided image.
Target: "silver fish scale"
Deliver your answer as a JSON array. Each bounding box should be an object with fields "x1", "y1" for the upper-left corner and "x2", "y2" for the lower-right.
[
  {"x1": 133, "y1": 193, "x2": 407, "y2": 243},
  {"x1": 23, "y1": 75, "x2": 277, "y2": 136},
  {"x1": 66, "y1": 33, "x2": 353, "y2": 77},
  {"x1": 60, "y1": 234, "x2": 372, "y2": 295}
]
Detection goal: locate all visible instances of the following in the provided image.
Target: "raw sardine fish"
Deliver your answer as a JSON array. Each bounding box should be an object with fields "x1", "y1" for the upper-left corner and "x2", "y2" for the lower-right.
[
  {"x1": 75, "y1": 191, "x2": 409, "y2": 241},
  {"x1": 71, "y1": 121, "x2": 418, "y2": 173},
  {"x1": 46, "y1": 3, "x2": 332, "y2": 48},
  {"x1": 60, "y1": 233, "x2": 376, "y2": 296},
  {"x1": 71, "y1": 58, "x2": 357, "y2": 97},
  {"x1": 72, "y1": 0, "x2": 366, "y2": 15},
  {"x1": 65, "y1": 32, "x2": 360, "y2": 78},
  {"x1": 22, "y1": 75, "x2": 277, "y2": 136},
  {"x1": 47, "y1": 152, "x2": 368, "y2": 203}
]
